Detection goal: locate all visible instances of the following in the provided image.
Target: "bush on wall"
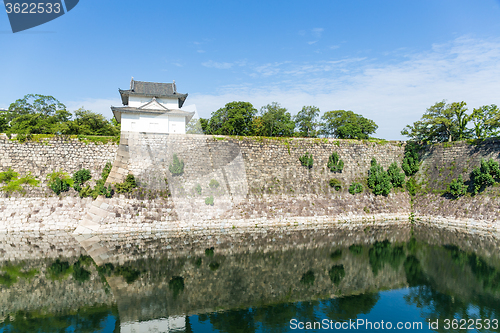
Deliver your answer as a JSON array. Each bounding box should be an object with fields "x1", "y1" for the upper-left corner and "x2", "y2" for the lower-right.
[
  {"x1": 348, "y1": 182, "x2": 363, "y2": 195},
  {"x1": 0, "y1": 168, "x2": 39, "y2": 194},
  {"x1": 329, "y1": 178, "x2": 342, "y2": 191},
  {"x1": 387, "y1": 162, "x2": 405, "y2": 188},
  {"x1": 114, "y1": 174, "x2": 137, "y2": 194},
  {"x1": 299, "y1": 152, "x2": 314, "y2": 169},
  {"x1": 470, "y1": 158, "x2": 500, "y2": 194},
  {"x1": 367, "y1": 158, "x2": 392, "y2": 196},
  {"x1": 47, "y1": 170, "x2": 74, "y2": 195},
  {"x1": 327, "y1": 152, "x2": 344, "y2": 173},
  {"x1": 169, "y1": 154, "x2": 184, "y2": 176},
  {"x1": 449, "y1": 175, "x2": 467, "y2": 198}
]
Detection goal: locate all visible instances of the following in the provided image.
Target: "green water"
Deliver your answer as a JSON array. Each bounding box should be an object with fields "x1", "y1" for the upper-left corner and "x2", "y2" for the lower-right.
[{"x1": 0, "y1": 225, "x2": 499, "y2": 332}]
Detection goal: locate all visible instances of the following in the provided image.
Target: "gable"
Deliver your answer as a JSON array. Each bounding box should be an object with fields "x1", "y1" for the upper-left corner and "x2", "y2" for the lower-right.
[{"x1": 138, "y1": 98, "x2": 168, "y2": 110}]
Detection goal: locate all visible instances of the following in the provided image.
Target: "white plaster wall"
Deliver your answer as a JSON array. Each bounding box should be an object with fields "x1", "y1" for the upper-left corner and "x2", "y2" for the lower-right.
[
  {"x1": 157, "y1": 97, "x2": 179, "y2": 108},
  {"x1": 168, "y1": 116, "x2": 186, "y2": 134},
  {"x1": 121, "y1": 113, "x2": 171, "y2": 133},
  {"x1": 128, "y1": 96, "x2": 178, "y2": 109}
]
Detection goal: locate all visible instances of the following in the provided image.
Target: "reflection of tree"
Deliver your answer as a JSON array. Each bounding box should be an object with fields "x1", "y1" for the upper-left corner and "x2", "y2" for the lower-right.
[
  {"x1": 369, "y1": 240, "x2": 405, "y2": 275},
  {"x1": 323, "y1": 293, "x2": 380, "y2": 322},
  {"x1": 404, "y1": 244, "x2": 500, "y2": 332},
  {"x1": 444, "y1": 245, "x2": 500, "y2": 293},
  {"x1": 2, "y1": 305, "x2": 117, "y2": 333},
  {"x1": 404, "y1": 255, "x2": 428, "y2": 287},
  {"x1": 254, "y1": 303, "x2": 302, "y2": 333},
  {"x1": 199, "y1": 309, "x2": 256, "y2": 333}
]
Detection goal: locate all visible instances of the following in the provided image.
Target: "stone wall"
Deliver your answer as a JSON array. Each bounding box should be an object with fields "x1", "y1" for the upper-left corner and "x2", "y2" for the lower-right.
[
  {"x1": 0, "y1": 135, "x2": 116, "y2": 196},
  {"x1": 2, "y1": 134, "x2": 500, "y2": 233},
  {"x1": 413, "y1": 139, "x2": 500, "y2": 225}
]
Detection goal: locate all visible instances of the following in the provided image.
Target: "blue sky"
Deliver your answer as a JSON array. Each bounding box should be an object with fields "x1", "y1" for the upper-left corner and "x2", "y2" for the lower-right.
[{"x1": 2, "y1": 0, "x2": 500, "y2": 139}]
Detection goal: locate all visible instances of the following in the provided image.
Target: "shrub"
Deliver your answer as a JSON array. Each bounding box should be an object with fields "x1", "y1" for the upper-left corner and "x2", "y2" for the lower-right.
[
  {"x1": 299, "y1": 152, "x2": 314, "y2": 169},
  {"x1": 0, "y1": 168, "x2": 19, "y2": 183},
  {"x1": 329, "y1": 264, "x2": 345, "y2": 284},
  {"x1": 449, "y1": 175, "x2": 467, "y2": 198},
  {"x1": 406, "y1": 178, "x2": 417, "y2": 196},
  {"x1": 169, "y1": 154, "x2": 184, "y2": 175},
  {"x1": 329, "y1": 178, "x2": 342, "y2": 191},
  {"x1": 348, "y1": 182, "x2": 363, "y2": 195},
  {"x1": 72, "y1": 169, "x2": 91, "y2": 192},
  {"x1": 79, "y1": 185, "x2": 93, "y2": 198},
  {"x1": 0, "y1": 171, "x2": 39, "y2": 194},
  {"x1": 47, "y1": 170, "x2": 74, "y2": 195},
  {"x1": 327, "y1": 152, "x2": 344, "y2": 173},
  {"x1": 367, "y1": 158, "x2": 392, "y2": 196},
  {"x1": 387, "y1": 162, "x2": 405, "y2": 188},
  {"x1": 402, "y1": 142, "x2": 420, "y2": 176},
  {"x1": 205, "y1": 196, "x2": 214, "y2": 205},
  {"x1": 114, "y1": 174, "x2": 137, "y2": 194},
  {"x1": 471, "y1": 158, "x2": 500, "y2": 194},
  {"x1": 209, "y1": 179, "x2": 220, "y2": 189},
  {"x1": 194, "y1": 183, "x2": 202, "y2": 195},
  {"x1": 101, "y1": 162, "x2": 112, "y2": 182}
]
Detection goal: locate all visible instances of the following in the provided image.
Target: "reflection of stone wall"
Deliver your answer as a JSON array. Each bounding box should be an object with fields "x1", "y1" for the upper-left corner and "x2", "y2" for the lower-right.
[
  {"x1": 95, "y1": 225, "x2": 412, "y2": 322},
  {"x1": 0, "y1": 260, "x2": 115, "y2": 319}
]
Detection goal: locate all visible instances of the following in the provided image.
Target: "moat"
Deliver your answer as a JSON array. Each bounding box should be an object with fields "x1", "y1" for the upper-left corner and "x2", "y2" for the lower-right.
[{"x1": 0, "y1": 223, "x2": 499, "y2": 332}]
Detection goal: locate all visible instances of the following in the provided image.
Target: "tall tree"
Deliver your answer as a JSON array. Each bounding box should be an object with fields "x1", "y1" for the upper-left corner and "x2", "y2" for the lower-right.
[
  {"x1": 401, "y1": 100, "x2": 472, "y2": 143},
  {"x1": 258, "y1": 102, "x2": 295, "y2": 137},
  {"x1": 8, "y1": 94, "x2": 67, "y2": 121},
  {"x1": 471, "y1": 104, "x2": 500, "y2": 139},
  {"x1": 320, "y1": 110, "x2": 378, "y2": 139},
  {"x1": 294, "y1": 106, "x2": 320, "y2": 137},
  {"x1": 206, "y1": 101, "x2": 257, "y2": 136}
]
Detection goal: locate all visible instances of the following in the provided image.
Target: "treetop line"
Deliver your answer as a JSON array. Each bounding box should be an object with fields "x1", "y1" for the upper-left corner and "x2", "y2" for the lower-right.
[{"x1": 2, "y1": 94, "x2": 499, "y2": 143}]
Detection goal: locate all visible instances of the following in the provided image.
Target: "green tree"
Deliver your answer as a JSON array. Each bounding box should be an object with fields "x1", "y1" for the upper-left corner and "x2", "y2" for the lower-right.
[
  {"x1": 205, "y1": 101, "x2": 257, "y2": 136},
  {"x1": 257, "y1": 102, "x2": 295, "y2": 137},
  {"x1": 8, "y1": 94, "x2": 67, "y2": 121},
  {"x1": 320, "y1": 110, "x2": 378, "y2": 139},
  {"x1": 401, "y1": 101, "x2": 472, "y2": 143},
  {"x1": 8, "y1": 111, "x2": 72, "y2": 135},
  {"x1": 294, "y1": 106, "x2": 320, "y2": 137},
  {"x1": 68, "y1": 108, "x2": 119, "y2": 136},
  {"x1": 471, "y1": 105, "x2": 500, "y2": 139}
]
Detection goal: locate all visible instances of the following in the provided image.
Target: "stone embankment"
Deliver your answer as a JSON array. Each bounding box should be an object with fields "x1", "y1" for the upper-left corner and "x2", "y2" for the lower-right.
[{"x1": 0, "y1": 135, "x2": 498, "y2": 235}]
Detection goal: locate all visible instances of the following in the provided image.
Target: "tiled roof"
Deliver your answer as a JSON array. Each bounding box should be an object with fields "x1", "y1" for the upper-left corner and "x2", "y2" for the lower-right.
[{"x1": 119, "y1": 79, "x2": 188, "y2": 108}]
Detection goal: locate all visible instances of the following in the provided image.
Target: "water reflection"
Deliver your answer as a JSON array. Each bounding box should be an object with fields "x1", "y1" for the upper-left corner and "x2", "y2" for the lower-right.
[{"x1": 0, "y1": 225, "x2": 499, "y2": 332}]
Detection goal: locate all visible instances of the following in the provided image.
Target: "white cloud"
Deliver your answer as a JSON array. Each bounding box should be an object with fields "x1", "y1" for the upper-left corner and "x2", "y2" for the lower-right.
[
  {"x1": 202, "y1": 60, "x2": 234, "y2": 69},
  {"x1": 311, "y1": 28, "x2": 324, "y2": 38},
  {"x1": 189, "y1": 36, "x2": 500, "y2": 140},
  {"x1": 65, "y1": 98, "x2": 120, "y2": 120}
]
